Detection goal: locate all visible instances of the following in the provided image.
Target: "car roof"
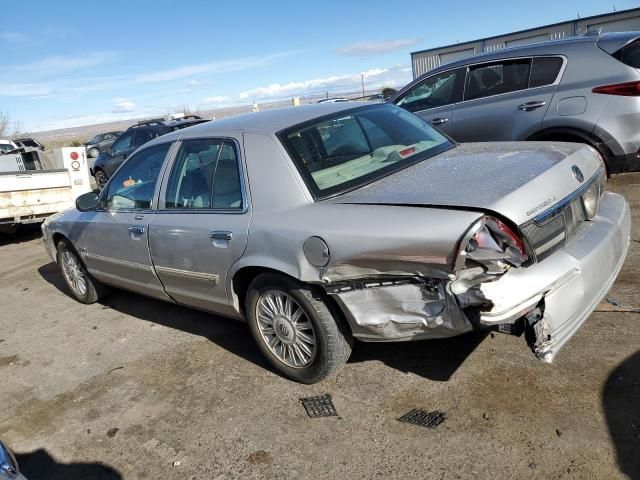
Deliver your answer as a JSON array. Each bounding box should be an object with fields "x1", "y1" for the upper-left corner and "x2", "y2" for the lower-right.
[
  {"x1": 423, "y1": 32, "x2": 640, "y2": 75},
  {"x1": 149, "y1": 102, "x2": 367, "y2": 144}
]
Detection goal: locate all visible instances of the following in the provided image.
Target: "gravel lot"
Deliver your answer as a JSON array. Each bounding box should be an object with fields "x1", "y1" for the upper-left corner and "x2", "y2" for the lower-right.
[{"x1": 1, "y1": 174, "x2": 639, "y2": 480}]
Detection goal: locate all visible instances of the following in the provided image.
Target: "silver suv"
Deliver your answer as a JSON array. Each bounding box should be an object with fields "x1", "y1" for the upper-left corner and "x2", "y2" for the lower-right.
[{"x1": 391, "y1": 32, "x2": 640, "y2": 173}]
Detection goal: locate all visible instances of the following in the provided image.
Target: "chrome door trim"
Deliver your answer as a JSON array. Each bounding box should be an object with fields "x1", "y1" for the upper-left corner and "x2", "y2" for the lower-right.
[
  {"x1": 154, "y1": 265, "x2": 219, "y2": 284},
  {"x1": 83, "y1": 252, "x2": 153, "y2": 272}
]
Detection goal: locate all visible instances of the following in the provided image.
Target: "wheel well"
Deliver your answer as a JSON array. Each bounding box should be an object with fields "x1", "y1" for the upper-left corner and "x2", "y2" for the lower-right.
[
  {"x1": 528, "y1": 128, "x2": 612, "y2": 174},
  {"x1": 232, "y1": 266, "x2": 293, "y2": 314},
  {"x1": 52, "y1": 232, "x2": 67, "y2": 248},
  {"x1": 231, "y1": 266, "x2": 352, "y2": 335}
]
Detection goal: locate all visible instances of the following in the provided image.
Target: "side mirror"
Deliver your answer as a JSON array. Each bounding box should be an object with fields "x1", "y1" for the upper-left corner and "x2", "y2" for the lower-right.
[{"x1": 76, "y1": 191, "x2": 100, "y2": 212}]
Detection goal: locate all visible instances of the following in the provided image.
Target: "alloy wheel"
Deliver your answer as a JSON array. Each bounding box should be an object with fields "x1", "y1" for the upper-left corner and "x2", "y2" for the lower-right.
[
  {"x1": 255, "y1": 290, "x2": 317, "y2": 368},
  {"x1": 61, "y1": 250, "x2": 87, "y2": 297}
]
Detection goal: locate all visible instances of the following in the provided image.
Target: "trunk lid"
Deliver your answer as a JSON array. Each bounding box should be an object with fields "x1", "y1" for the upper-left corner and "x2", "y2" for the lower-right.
[{"x1": 326, "y1": 142, "x2": 602, "y2": 225}]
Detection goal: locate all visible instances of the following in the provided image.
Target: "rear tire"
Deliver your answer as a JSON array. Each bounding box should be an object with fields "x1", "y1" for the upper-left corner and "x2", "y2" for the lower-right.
[
  {"x1": 56, "y1": 240, "x2": 108, "y2": 304},
  {"x1": 246, "y1": 273, "x2": 352, "y2": 384}
]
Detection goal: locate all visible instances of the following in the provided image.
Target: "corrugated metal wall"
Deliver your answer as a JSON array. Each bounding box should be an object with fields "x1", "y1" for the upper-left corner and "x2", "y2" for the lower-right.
[{"x1": 411, "y1": 9, "x2": 640, "y2": 78}]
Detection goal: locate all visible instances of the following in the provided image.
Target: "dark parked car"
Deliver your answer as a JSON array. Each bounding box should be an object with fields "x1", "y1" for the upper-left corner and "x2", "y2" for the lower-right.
[
  {"x1": 92, "y1": 122, "x2": 171, "y2": 189},
  {"x1": 85, "y1": 131, "x2": 122, "y2": 158},
  {"x1": 163, "y1": 115, "x2": 209, "y2": 130},
  {"x1": 92, "y1": 118, "x2": 211, "y2": 189}
]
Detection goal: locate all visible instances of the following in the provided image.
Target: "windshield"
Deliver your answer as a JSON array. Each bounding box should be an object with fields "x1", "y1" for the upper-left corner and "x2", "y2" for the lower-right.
[
  {"x1": 279, "y1": 104, "x2": 453, "y2": 199},
  {"x1": 0, "y1": 144, "x2": 15, "y2": 153}
]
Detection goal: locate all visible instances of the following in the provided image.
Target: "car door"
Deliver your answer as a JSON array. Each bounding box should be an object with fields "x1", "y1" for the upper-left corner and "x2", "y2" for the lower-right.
[
  {"x1": 394, "y1": 68, "x2": 465, "y2": 134},
  {"x1": 81, "y1": 142, "x2": 174, "y2": 299},
  {"x1": 105, "y1": 130, "x2": 136, "y2": 177},
  {"x1": 451, "y1": 58, "x2": 558, "y2": 142},
  {"x1": 149, "y1": 138, "x2": 250, "y2": 315},
  {"x1": 98, "y1": 133, "x2": 113, "y2": 150}
]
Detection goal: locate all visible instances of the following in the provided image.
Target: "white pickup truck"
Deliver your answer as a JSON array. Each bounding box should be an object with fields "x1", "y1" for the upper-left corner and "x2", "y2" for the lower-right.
[{"x1": 0, "y1": 147, "x2": 91, "y2": 233}]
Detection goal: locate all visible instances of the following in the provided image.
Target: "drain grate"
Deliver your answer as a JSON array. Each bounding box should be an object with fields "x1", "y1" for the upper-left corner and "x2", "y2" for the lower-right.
[
  {"x1": 398, "y1": 409, "x2": 446, "y2": 428},
  {"x1": 300, "y1": 394, "x2": 338, "y2": 418}
]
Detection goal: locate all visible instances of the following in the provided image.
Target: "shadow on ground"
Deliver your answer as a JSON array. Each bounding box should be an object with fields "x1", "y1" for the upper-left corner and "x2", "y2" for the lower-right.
[
  {"x1": 0, "y1": 223, "x2": 42, "y2": 246},
  {"x1": 15, "y1": 449, "x2": 121, "y2": 480},
  {"x1": 603, "y1": 350, "x2": 640, "y2": 479},
  {"x1": 38, "y1": 261, "x2": 483, "y2": 382}
]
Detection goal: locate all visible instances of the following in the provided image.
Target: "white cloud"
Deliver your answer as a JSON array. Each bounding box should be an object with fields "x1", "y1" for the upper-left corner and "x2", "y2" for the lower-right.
[
  {"x1": 336, "y1": 38, "x2": 420, "y2": 56},
  {"x1": 0, "y1": 32, "x2": 29, "y2": 43},
  {"x1": 112, "y1": 98, "x2": 136, "y2": 113},
  {"x1": 187, "y1": 79, "x2": 200, "y2": 87},
  {"x1": 131, "y1": 51, "x2": 300, "y2": 84},
  {"x1": 202, "y1": 95, "x2": 228, "y2": 104},
  {"x1": 7, "y1": 51, "x2": 118, "y2": 76},
  {"x1": 238, "y1": 66, "x2": 411, "y2": 100},
  {"x1": 0, "y1": 83, "x2": 53, "y2": 97}
]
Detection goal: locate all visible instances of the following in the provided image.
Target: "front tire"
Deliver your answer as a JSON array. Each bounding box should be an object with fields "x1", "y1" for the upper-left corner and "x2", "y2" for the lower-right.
[
  {"x1": 246, "y1": 273, "x2": 352, "y2": 384},
  {"x1": 94, "y1": 170, "x2": 108, "y2": 190},
  {"x1": 56, "y1": 240, "x2": 108, "y2": 304}
]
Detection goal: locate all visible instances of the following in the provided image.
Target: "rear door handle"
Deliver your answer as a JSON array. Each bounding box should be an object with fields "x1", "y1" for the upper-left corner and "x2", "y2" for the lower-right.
[
  {"x1": 517, "y1": 101, "x2": 547, "y2": 111},
  {"x1": 430, "y1": 117, "x2": 449, "y2": 126},
  {"x1": 210, "y1": 231, "x2": 233, "y2": 241},
  {"x1": 128, "y1": 225, "x2": 145, "y2": 235}
]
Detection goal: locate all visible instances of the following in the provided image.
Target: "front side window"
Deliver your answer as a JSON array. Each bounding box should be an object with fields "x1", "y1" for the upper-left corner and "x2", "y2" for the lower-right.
[
  {"x1": 111, "y1": 131, "x2": 134, "y2": 154},
  {"x1": 0, "y1": 144, "x2": 14, "y2": 153},
  {"x1": 105, "y1": 143, "x2": 171, "y2": 210},
  {"x1": 280, "y1": 104, "x2": 453, "y2": 199},
  {"x1": 465, "y1": 59, "x2": 531, "y2": 101},
  {"x1": 396, "y1": 68, "x2": 464, "y2": 112},
  {"x1": 164, "y1": 139, "x2": 243, "y2": 210}
]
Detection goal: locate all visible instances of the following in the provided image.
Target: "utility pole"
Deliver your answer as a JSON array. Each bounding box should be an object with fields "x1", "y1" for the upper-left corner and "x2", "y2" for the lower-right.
[{"x1": 361, "y1": 74, "x2": 365, "y2": 98}]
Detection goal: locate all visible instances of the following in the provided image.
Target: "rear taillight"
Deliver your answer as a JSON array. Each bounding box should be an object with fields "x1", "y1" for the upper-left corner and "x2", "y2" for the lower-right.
[
  {"x1": 455, "y1": 216, "x2": 529, "y2": 273},
  {"x1": 592, "y1": 80, "x2": 640, "y2": 96}
]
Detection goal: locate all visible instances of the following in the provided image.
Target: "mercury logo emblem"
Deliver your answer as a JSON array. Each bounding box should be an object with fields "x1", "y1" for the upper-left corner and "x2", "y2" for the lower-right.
[
  {"x1": 572, "y1": 165, "x2": 584, "y2": 183},
  {"x1": 278, "y1": 322, "x2": 291, "y2": 337}
]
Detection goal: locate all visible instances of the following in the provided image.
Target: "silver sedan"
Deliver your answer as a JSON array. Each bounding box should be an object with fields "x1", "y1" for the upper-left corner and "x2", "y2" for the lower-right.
[{"x1": 42, "y1": 103, "x2": 630, "y2": 383}]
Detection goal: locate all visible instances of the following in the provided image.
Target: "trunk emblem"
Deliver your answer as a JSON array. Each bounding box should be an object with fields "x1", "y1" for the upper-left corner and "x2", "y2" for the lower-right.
[{"x1": 572, "y1": 165, "x2": 584, "y2": 183}]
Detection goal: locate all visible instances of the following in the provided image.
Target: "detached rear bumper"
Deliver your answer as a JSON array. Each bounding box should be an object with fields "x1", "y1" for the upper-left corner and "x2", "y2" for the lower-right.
[{"x1": 480, "y1": 192, "x2": 630, "y2": 361}]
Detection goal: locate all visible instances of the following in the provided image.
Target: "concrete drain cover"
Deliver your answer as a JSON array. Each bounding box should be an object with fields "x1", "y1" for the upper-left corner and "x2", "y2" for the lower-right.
[
  {"x1": 398, "y1": 409, "x2": 446, "y2": 428},
  {"x1": 300, "y1": 394, "x2": 337, "y2": 418}
]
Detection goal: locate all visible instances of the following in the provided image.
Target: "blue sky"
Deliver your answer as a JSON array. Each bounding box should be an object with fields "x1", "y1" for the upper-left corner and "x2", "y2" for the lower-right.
[{"x1": 1, "y1": 0, "x2": 636, "y2": 132}]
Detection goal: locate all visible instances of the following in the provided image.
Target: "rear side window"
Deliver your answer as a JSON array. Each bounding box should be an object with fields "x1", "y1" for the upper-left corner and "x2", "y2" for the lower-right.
[
  {"x1": 396, "y1": 68, "x2": 464, "y2": 112},
  {"x1": 614, "y1": 40, "x2": 640, "y2": 68},
  {"x1": 530, "y1": 57, "x2": 563, "y2": 87},
  {"x1": 465, "y1": 59, "x2": 531, "y2": 101},
  {"x1": 164, "y1": 139, "x2": 243, "y2": 210}
]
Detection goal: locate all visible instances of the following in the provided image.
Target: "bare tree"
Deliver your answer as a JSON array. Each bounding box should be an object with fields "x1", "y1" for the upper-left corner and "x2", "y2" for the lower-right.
[{"x1": 0, "y1": 111, "x2": 9, "y2": 137}]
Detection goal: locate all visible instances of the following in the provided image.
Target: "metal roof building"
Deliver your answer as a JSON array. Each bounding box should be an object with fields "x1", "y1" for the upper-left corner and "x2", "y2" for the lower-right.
[{"x1": 411, "y1": 7, "x2": 640, "y2": 78}]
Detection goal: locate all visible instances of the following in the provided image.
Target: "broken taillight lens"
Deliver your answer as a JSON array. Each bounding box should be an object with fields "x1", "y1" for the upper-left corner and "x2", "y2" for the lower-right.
[
  {"x1": 592, "y1": 80, "x2": 640, "y2": 96},
  {"x1": 457, "y1": 216, "x2": 529, "y2": 273}
]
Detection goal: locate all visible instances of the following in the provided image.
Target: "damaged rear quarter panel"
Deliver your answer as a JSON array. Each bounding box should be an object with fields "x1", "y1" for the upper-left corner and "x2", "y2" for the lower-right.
[{"x1": 234, "y1": 202, "x2": 484, "y2": 339}]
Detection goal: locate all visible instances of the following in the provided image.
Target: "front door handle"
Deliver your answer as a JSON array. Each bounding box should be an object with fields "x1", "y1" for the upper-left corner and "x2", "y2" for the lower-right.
[
  {"x1": 517, "y1": 101, "x2": 547, "y2": 111},
  {"x1": 430, "y1": 117, "x2": 449, "y2": 126},
  {"x1": 210, "y1": 230, "x2": 233, "y2": 241}
]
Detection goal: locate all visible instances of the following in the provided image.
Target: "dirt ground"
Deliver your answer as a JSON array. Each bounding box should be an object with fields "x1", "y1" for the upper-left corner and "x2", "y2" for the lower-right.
[{"x1": 1, "y1": 174, "x2": 639, "y2": 480}]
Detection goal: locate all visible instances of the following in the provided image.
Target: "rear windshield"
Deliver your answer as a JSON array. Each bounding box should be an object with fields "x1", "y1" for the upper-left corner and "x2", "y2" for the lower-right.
[
  {"x1": 614, "y1": 39, "x2": 640, "y2": 68},
  {"x1": 279, "y1": 104, "x2": 453, "y2": 199}
]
